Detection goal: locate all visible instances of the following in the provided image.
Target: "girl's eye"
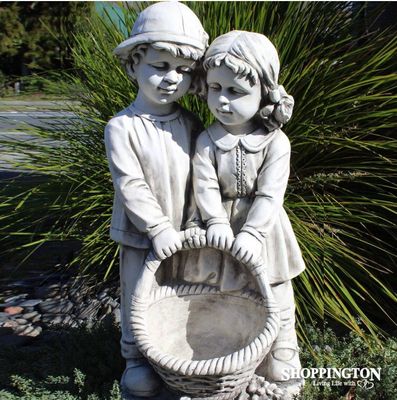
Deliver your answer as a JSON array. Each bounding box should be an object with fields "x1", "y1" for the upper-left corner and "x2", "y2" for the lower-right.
[
  {"x1": 150, "y1": 63, "x2": 168, "y2": 70},
  {"x1": 229, "y1": 87, "x2": 245, "y2": 95},
  {"x1": 178, "y1": 66, "x2": 193, "y2": 74}
]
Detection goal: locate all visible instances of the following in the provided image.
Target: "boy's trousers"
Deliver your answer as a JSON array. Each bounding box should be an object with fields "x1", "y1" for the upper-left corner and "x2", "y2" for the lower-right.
[{"x1": 119, "y1": 245, "x2": 149, "y2": 360}]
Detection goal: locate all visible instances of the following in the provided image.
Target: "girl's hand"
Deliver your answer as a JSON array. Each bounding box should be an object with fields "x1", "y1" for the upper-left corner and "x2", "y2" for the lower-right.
[
  {"x1": 231, "y1": 232, "x2": 262, "y2": 264},
  {"x1": 206, "y1": 223, "x2": 234, "y2": 250},
  {"x1": 152, "y1": 227, "x2": 183, "y2": 260}
]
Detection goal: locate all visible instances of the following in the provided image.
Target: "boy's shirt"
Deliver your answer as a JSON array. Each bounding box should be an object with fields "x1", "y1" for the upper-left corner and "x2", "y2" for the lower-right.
[{"x1": 105, "y1": 103, "x2": 202, "y2": 248}]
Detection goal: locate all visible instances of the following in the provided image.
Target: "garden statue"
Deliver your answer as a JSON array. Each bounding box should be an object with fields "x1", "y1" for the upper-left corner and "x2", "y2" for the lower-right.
[
  {"x1": 189, "y1": 30, "x2": 306, "y2": 395},
  {"x1": 105, "y1": 2, "x2": 208, "y2": 398},
  {"x1": 106, "y1": 2, "x2": 305, "y2": 400}
]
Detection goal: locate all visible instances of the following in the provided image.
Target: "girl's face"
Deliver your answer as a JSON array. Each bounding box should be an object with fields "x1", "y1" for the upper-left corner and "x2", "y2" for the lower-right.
[{"x1": 207, "y1": 64, "x2": 261, "y2": 134}]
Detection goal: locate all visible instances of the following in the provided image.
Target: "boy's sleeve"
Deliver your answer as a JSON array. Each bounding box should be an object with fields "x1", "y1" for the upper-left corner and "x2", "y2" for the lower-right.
[
  {"x1": 241, "y1": 132, "x2": 291, "y2": 242},
  {"x1": 104, "y1": 118, "x2": 172, "y2": 239},
  {"x1": 193, "y1": 132, "x2": 229, "y2": 226}
]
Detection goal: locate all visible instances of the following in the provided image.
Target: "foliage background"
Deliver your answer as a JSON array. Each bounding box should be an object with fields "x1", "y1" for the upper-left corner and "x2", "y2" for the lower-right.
[
  {"x1": 0, "y1": 1, "x2": 91, "y2": 89},
  {"x1": 1, "y1": 2, "x2": 396, "y2": 344}
]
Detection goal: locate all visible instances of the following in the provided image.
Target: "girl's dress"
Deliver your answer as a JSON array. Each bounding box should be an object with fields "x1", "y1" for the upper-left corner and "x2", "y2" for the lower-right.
[{"x1": 183, "y1": 122, "x2": 305, "y2": 290}]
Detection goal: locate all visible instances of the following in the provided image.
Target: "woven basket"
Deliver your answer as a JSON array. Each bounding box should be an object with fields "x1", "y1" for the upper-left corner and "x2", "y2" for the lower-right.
[{"x1": 131, "y1": 230, "x2": 280, "y2": 400}]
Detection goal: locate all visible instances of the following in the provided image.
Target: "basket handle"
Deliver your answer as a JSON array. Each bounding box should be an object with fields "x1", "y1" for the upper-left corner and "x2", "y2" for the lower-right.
[{"x1": 132, "y1": 229, "x2": 277, "y2": 309}]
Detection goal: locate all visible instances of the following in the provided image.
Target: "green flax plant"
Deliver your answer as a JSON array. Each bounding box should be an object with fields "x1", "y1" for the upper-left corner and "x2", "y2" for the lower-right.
[{"x1": 1, "y1": 2, "x2": 396, "y2": 342}]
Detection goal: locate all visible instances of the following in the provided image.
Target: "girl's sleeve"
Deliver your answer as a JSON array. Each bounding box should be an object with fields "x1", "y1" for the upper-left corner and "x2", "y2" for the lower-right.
[
  {"x1": 193, "y1": 132, "x2": 229, "y2": 226},
  {"x1": 241, "y1": 132, "x2": 291, "y2": 241},
  {"x1": 105, "y1": 118, "x2": 171, "y2": 239}
]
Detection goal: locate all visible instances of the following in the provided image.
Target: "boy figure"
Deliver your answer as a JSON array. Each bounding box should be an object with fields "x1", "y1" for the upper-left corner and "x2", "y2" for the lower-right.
[{"x1": 105, "y1": 3, "x2": 208, "y2": 397}]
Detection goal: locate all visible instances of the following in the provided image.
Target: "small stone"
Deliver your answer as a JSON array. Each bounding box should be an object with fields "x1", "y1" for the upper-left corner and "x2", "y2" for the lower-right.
[
  {"x1": 18, "y1": 299, "x2": 43, "y2": 307},
  {"x1": 15, "y1": 324, "x2": 29, "y2": 334},
  {"x1": 23, "y1": 311, "x2": 39, "y2": 320},
  {"x1": 273, "y1": 388, "x2": 284, "y2": 395},
  {"x1": 49, "y1": 315, "x2": 63, "y2": 325},
  {"x1": 5, "y1": 294, "x2": 28, "y2": 304},
  {"x1": 4, "y1": 306, "x2": 23, "y2": 315},
  {"x1": 15, "y1": 318, "x2": 28, "y2": 325},
  {"x1": 20, "y1": 325, "x2": 35, "y2": 335},
  {"x1": 3, "y1": 320, "x2": 18, "y2": 329},
  {"x1": 21, "y1": 325, "x2": 42, "y2": 337},
  {"x1": 251, "y1": 395, "x2": 259, "y2": 400},
  {"x1": 32, "y1": 314, "x2": 41, "y2": 323}
]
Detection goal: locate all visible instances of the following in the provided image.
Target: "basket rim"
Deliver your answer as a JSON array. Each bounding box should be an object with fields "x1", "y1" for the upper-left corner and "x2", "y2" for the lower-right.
[{"x1": 131, "y1": 283, "x2": 280, "y2": 377}]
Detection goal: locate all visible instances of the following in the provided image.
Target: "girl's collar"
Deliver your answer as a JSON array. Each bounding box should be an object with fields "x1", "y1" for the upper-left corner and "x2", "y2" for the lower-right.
[
  {"x1": 129, "y1": 103, "x2": 181, "y2": 122},
  {"x1": 207, "y1": 122, "x2": 278, "y2": 152}
]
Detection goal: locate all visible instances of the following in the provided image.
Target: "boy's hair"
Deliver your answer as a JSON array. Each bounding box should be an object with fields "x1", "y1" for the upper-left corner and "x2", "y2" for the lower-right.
[{"x1": 123, "y1": 42, "x2": 206, "y2": 96}]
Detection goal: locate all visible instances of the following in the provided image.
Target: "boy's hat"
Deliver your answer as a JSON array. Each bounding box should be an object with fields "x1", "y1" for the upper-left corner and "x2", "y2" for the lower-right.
[{"x1": 114, "y1": 2, "x2": 208, "y2": 58}]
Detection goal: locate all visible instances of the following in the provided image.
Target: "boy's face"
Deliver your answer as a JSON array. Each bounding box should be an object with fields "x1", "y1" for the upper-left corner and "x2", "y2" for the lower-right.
[
  {"x1": 207, "y1": 64, "x2": 261, "y2": 132},
  {"x1": 133, "y1": 47, "x2": 195, "y2": 111}
]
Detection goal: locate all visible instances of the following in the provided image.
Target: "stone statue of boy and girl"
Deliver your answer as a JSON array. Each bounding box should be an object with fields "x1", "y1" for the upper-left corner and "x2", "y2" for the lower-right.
[{"x1": 105, "y1": 2, "x2": 305, "y2": 399}]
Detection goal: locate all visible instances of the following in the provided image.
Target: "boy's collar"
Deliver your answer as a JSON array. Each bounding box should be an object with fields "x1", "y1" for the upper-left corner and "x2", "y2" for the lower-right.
[
  {"x1": 129, "y1": 103, "x2": 181, "y2": 122},
  {"x1": 207, "y1": 122, "x2": 278, "y2": 152}
]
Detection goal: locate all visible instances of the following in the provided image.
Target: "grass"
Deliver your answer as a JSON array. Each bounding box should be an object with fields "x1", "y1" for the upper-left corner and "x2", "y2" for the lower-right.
[{"x1": 0, "y1": 323, "x2": 396, "y2": 399}]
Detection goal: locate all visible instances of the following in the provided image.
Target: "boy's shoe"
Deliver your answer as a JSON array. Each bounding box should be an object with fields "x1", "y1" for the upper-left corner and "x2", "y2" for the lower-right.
[{"x1": 121, "y1": 358, "x2": 162, "y2": 398}]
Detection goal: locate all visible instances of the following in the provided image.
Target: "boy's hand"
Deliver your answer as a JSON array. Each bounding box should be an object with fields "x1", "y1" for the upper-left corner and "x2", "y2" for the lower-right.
[
  {"x1": 206, "y1": 223, "x2": 234, "y2": 250},
  {"x1": 231, "y1": 232, "x2": 262, "y2": 264},
  {"x1": 184, "y1": 227, "x2": 206, "y2": 249},
  {"x1": 152, "y1": 227, "x2": 183, "y2": 260}
]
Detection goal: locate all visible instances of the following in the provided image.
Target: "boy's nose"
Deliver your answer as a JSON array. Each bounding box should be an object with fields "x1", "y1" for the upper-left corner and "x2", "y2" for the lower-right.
[
  {"x1": 163, "y1": 70, "x2": 180, "y2": 84},
  {"x1": 219, "y1": 95, "x2": 229, "y2": 105}
]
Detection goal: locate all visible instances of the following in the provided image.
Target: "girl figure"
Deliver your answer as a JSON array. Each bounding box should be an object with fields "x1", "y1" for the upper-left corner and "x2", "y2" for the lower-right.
[{"x1": 189, "y1": 31, "x2": 305, "y2": 394}]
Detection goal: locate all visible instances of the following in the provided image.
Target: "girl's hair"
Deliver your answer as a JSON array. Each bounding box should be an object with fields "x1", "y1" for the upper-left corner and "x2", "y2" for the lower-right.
[
  {"x1": 204, "y1": 31, "x2": 294, "y2": 132},
  {"x1": 121, "y1": 42, "x2": 205, "y2": 96}
]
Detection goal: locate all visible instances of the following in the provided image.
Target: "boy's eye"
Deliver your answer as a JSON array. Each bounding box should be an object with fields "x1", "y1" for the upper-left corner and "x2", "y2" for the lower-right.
[
  {"x1": 150, "y1": 62, "x2": 168, "y2": 70},
  {"x1": 208, "y1": 83, "x2": 221, "y2": 91}
]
